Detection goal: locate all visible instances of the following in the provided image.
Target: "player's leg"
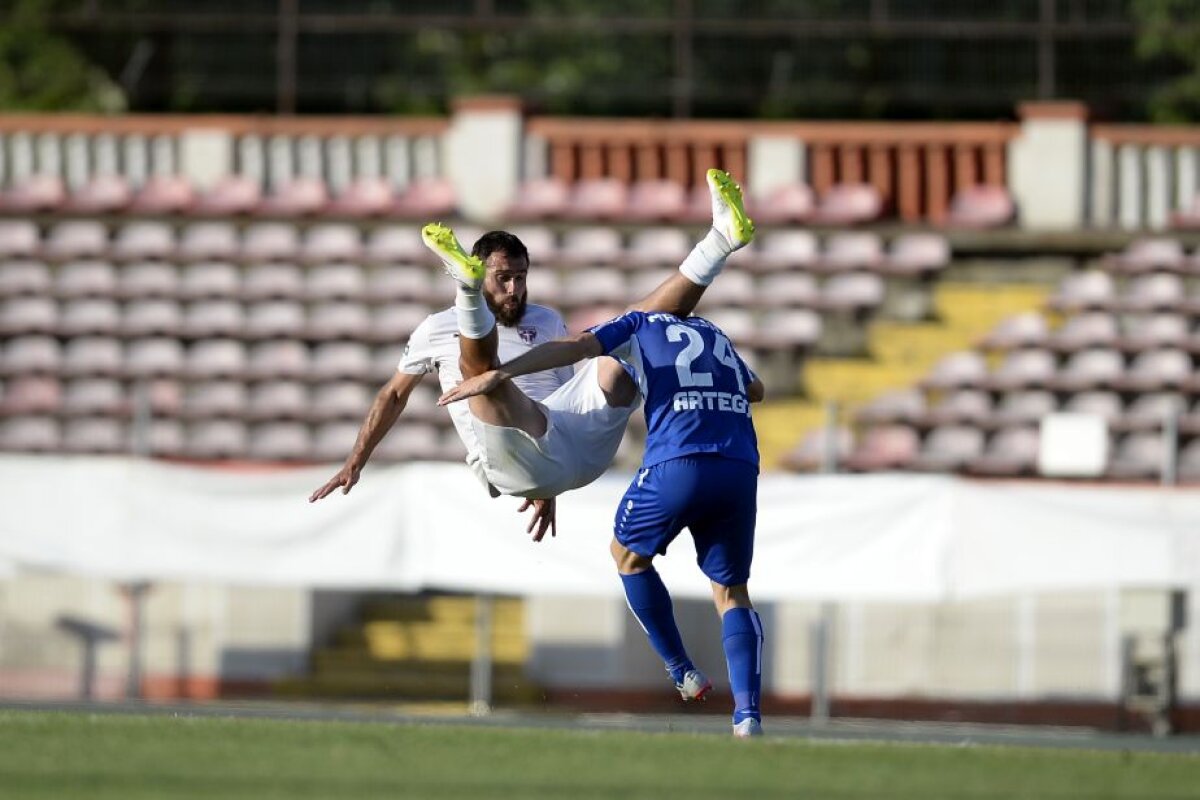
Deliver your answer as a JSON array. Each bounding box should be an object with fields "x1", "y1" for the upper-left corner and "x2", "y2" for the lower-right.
[
  {"x1": 627, "y1": 168, "x2": 755, "y2": 317},
  {"x1": 711, "y1": 581, "x2": 764, "y2": 738},
  {"x1": 422, "y1": 222, "x2": 547, "y2": 435}
]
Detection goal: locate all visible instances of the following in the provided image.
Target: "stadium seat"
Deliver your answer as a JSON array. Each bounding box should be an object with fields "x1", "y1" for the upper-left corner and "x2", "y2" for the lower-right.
[
  {"x1": 880, "y1": 233, "x2": 951, "y2": 277},
  {"x1": 506, "y1": 225, "x2": 558, "y2": 264},
  {"x1": 303, "y1": 224, "x2": 362, "y2": 263},
  {"x1": 1108, "y1": 432, "x2": 1167, "y2": 480},
  {"x1": 3, "y1": 335, "x2": 61, "y2": 375},
  {"x1": 179, "y1": 223, "x2": 239, "y2": 262},
  {"x1": 853, "y1": 389, "x2": 925, "y2": 426},
  {"x1": 123, "y1": 299, "x2": 184, "y2": 337},
  {"x1": 192, "y1": 175, "x2": 262, "y2": 216},
  {"x1": 184, "y1": 419, "x2": 249, "y2": 459},
  {"x1": 985, "y1": 348, "x2": 1057, "y2": 390},
  {"x1": 505, "y1": 177, "x2": 570, "y2": 221},
  {"x1": 748, "y1": 230, "x2": 819, "y2": 273},
  {"x1": 967, "y1": 426, "x2": 1040, "y2": 476},
  {"x1": 1048, "y1": 271, "x2": 1115, "y2": 312},
  {"x1": 0, "y1": 260, "x2": 51, "y2": 297},
  {"x1": 311, "y1": 381, "x2": 371, "y2": 421},
  {"x1": 1, "y1": 174, "x2": 66, "y2": 212},
  {"x1": 247, "y1": 381, "x2": 310, "y2": 421},
  {"x1": 561, "y1": 268, "x2": 627, "y2": 309},
  {"x1": 0, "y1": 376, "x2": 62, "y2": 414},
  {"x1": 142, "y1": 418, "x2": 185, "y2": 456},
  {"x1": 1102, "y1": 237, "x2": 1187, "y2": 274},
  {"x1": 62, "y1": 378, "x2": 125, "y2": 416},
  {"x1": 391, "y1": 178, "x2": 457, "y2": 219},
  {"x1": 128, "y1": 175, "x2": 195, "y2": 215},
  {"x1": 184, "y1": 300, "x2": 246, "y2": 338},
  {"x1": 185, "y1": 339, "x2": 247, "y2": 379},
  {"x1": 63, "y1": 418, "x2": 127, "y2": 454},
  {"x1": 1119, "y1": 313, "x2": 1189, "y2": 353},
  {"x1": 311, "y1": 341, "x2": 373, "y2": 381},
  {"x1": 312, "y1": 420, "x2": 362, "y2": 462},
  {"x1": 844, "y1": 424, "x2": 920, "y2": 471},
  {"x1": 59, "y1": 298, "x2": 120, "y2": 336},
  {"x1": 125, "y1": 338, "x2": 185, "y2": 377},
  {"x1": 753, "y1": 272, "x2": 819, "y2": 309},
  {"x1": 1050, "y1": 348, "x2": 1125, "y2": 391},
  {"x1": 55, "y1": 260, "x2": 118, "y2": 299},
  {"x1": 61, "y1": 336, "x2": 122, "y2": 377},
  {"x1": 559, "y1": 227, "x2": 624, "y2": 266},
  {"x1": 0, "y1": 296, "x2": 57, "y2": 335},
  {"x1": 327, "y1": 177, "x2": 394, "y2": 218},
  {"x1": 246, "y1": 340, "x2": 310, "y2": 381},
  {"x1": 306, "y1": 263, "x2": 368, "y2": 301},
  {"x1": 248, "y1": 422, "x2": 313, "y2": 461},
  {"x1": 695, "y1": 270, "x2": 756, "y2": 309},
  {"x1": 755, "y1": 309, "x2": 823, "y2": 350},
  {"x1": 117, "y1": 261, "x2": 179, "y2": 300},
  {"x1": 779, "y1": 426, "x2": 854, "y2": 472},
  {"x1": 63, "y1": 174, "x2": 132, "y2": 214},
  {"x1": 180, "y1": 261, "x2": 241, "y2": 300},
  {"x1": 308, "y1": 301, "x2": 371, "y2": 340},
  {"x1": 945, "y1": 185, "x2": 1015, "y2": 228},
  {"x1": 1117, "y1": 348, "x2": 1191, "y2": 391},
  {"x1": 697, "y1": 308, "x2": 756, "y2": 349},
  {"x1": 980, "y1": 312, "x2": 1050, "y2": 350},
  {"x1": 1122, "y1": 273, "x2": 1185, "y2": 312},
  {"x1": 562, "y1": 178, "x2": 628, "y2": 221},
  {"x1": 113, "y1": 222, "x2": 176, "y2": 263},
  {"x1": 911, "y1": 424, "x2": 985, "y2": 472},
  {"x1": 0, "y1": 416, "x2": 60, "y2": 452},
  {"x1": 1117, "y1": 392, "x2": 1186, "y2": 432},
  {"x1": 372, "y1": 422, "x2": 443, "y2": 461},
  {"x1": 183, "y1": 380, "x2": 247, "y2": 419},
  {"x1": 367, "y1": 264, "x2": 437, "y2": 304},
  {"x1": 989, "y1": 390, "x2": 1057, "y2": 428},
  {"x1": 242, "y1": 262, "x2": 305, "y2": 301},
  {"x1": 746, "y1": 182, "x2": 815, "y2": 225},
  {"x1": 245, "y1": 300, "x2": 305, "y2": 339},
  {"x1": 365, "y1": 225, "x2": 426, "y2": 263},
  {"x1": 624, "y1": 227, "x2": 691, "y2": 268},
  {"x1": 818, "y1": 232, "x2": 884, "y2": 273},
  {"x1": 921, "y1": 351, "x2": 989, "y2": 390},
  {"x1": 0, "y1": 221, "x2": 41, "y2": 258},
  {"x1": 919, "y1": 389, "x2": 993, "y2": 427},
  {"x1": 623, "y1": 180, "x2": 688, "y2": 222},
  {"x1": 1047, "y1": 312, "x2": 1119, "y2": 353},
  {"x1": 1062, "y1": 390, "x2": 1124, "y2": 424},
  {"x1": 623, "y1": 268, "x2": 675, "y2": 306},
  {"x1": 242, "y1": 222, "x2": 300, "y2": 262},
  {"x1": 257, "y1": 177, "x2": 328, "y2": 217},
  {"x1": 808, "y1": 183, "x2": 883, "y2": 226},
  {"x1": 819, "y1": 272, "x2": 885, "y2": 311},
  {"x1": 1177, "y1": 439, "x2": 1200, "y2": 482},
  {"x1": 43, "y1": 221, "x2": 108, "y2": 261},
  {"x1": 371, "y1": 304, "x2": 429, "y2": 342},
  {"x1": 1169, "y1": 193, "x2": 1200, "y2": 231},
  {"x1": 371, "y1": 344, "x2": 409, "y2": 383}
]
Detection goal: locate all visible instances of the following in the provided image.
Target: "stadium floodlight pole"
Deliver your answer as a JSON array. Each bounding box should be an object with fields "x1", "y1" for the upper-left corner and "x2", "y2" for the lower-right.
[{"x1": 469, "y1": 594, "x2": 494, "y2": 716}]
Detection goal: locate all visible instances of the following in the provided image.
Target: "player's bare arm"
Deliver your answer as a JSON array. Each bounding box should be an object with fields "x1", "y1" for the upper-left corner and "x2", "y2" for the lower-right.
[
  {"x1": 437, "y1": 333, "x2": 603, "y2": 405},
  {"x1": 748, "y1": 376, "x2": 765, "y2": 403},
  {"x1": 309, "y1": 370, "x2": 425, "y2": 502}
]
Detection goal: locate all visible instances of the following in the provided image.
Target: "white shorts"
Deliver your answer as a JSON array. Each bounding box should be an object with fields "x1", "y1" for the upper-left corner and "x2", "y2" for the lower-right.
[{"x1": 470, "y1": 358, "x2": 638, "y2": 498}]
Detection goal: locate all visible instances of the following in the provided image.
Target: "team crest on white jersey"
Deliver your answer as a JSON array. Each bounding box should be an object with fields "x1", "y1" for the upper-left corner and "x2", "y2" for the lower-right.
[{"x1": 518, "y1": 327, "x2": 537, "y2": 344}]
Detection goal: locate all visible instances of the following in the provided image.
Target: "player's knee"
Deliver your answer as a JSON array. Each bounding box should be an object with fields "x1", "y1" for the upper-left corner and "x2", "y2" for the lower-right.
[
  {"x1": 610, "y1": 538, "x2": 652, "y2": 574},
  {"x1": 711, "y1": 581, "x2": 752, "y2": 614}
]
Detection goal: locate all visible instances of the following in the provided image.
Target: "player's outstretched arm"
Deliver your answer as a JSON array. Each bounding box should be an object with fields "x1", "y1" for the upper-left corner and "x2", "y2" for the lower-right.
[
  {"x1": 517, "y1": 497, "x2": 557, "y2": 542},
  {"x1": 309, "y1": 371, "x2": 424, "y2": 502},
  {"x1": 437, "y1": 333, "x2": 603, "y2": 405}
]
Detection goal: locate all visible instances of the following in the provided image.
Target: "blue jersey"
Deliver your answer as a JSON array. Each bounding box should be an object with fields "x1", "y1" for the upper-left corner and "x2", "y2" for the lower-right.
[{"x1": 589, "y1": 311, "x2": 759, "y2": 470}]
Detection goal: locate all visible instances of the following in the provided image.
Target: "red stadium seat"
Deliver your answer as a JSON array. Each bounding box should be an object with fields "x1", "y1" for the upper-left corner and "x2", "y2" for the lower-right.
[
  {"x1": 1, "y1": 175, "x2": 66, "y2": 213},
  {"x1": 258, "y1": 177, "x2": 329, "y2": 218},
  {"x1": 0, "y1": 221, "x2": 42, "y2": 258},
  {"x1": 505, "y1": 178, "x2": 570, "y2": 221},
  {"x1": 808, "y1": 183, "x2": 883, "y2": 226},
  {"x1": 623, "y1": 180, "x2": 688, "y2": 222},
  {"x1": 946, "y1": 185, "x2": 1015, "y2": 228},
  {"x1": 64, "y1": 175, "x2": 132, "y2": 214},
  {"x1": 746, "y1": 182, "x2": 815, "y2": 225},
  {"x1": 192, "y1": 175, "x2": 262, "y2": 216},
  {"x1": 128, "y1": 175, "x2": 195, "y2": 215},
  {"x1": 391, "y1": 178, "x2": 456, "y2": 219},
  {"x1": 328, "y1": 177, "x2": 395, "y2": 218},
  {"x1": 562, "y1": 178, "x2": 628, "y2": 221}
]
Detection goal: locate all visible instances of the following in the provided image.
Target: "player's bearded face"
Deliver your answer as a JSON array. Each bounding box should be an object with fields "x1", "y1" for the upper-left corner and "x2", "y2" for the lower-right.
[{"x1": 482, "y1": 256, "x2": 529, "y2": 327}]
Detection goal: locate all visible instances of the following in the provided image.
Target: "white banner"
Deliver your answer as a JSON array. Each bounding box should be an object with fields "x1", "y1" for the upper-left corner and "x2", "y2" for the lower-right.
[{"x1": 1, "y1": 455, "x2": 1197, "y2": 600}]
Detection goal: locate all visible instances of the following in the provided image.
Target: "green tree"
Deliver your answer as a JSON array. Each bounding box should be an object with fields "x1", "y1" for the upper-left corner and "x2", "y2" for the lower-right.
[
  {"x1": 1132, "y1": 0, "x2": 1200, "y2": 122},
  {"x1": 0, "y1": 0, "x2": 124, "y2": 111}
]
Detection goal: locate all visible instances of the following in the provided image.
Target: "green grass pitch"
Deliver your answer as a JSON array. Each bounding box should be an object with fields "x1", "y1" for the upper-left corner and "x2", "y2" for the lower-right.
[{"x1": 0, "y1": 710, "x2": 1197, "y2": 799}]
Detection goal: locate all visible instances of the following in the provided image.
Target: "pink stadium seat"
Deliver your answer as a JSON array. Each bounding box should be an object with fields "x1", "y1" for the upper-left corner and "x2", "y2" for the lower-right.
[
  {"x1": 808, "y1": 183, "x2": 883, "y2": 226},
  {"x1": 921, "y1": 351, "x2": 989, "y2": 390},
  {"x1": 1169, "y1": 193, "x2": 1200, "y2": 231},
  {"x1": 0, "y1": 376, "x2": 62, "y2": 414},
  {"x1": 366, "y1": 225, "x2": 426, "y2": 263},
  {"x1": 0, "y1": 260, "x2": 51, "y2": 297},
  {"x1": 1108, "y1": 432, "x2": 1168, "y2": 480},
  {"x1": 246, "y1": 340, "x2": 310, "y2": 380},
  {"x1": 184, "y1": 300, "x2": 245, "y2": 338},
  {"x1": 242, "y1": 223, "x2": 300, "y2": 262},
  {"x1": 311, "y1": 341, "x2": 373, "y2": 381},
  {"x1": 367, "y1": 264, "x2": 436, "y2": 304},
  {"x1": 59, "y1": 298, "x2": 120, "y2": 336},
  {"x1": 118, "y1": 261, "x2": 179, "y2": 300},
  {"x1": 184, "y1": 380, "x2": 248, "y2": 419},
  {"x1": 1178, "y1": 439, "x2": 1200, "y2": 482},
  {"x1": 61, "y1": 336, "x2": 122, "y2": 377},
  {"x1": 1, "y1": 175, "x2": 66, "y2": 212},
  {"x1": 779, "y1": 426, "x2": 854, "y2": 473},
  {"x1": 623, "y1": 180, "x2": 687, "y2": 222},
  {"x1": 192, "y1": 175, "x2": 262, "y2": 216},
  {"x1": 184, "y1": 419, "x2": 249, "y2": 459},
  {"x1": 185, "y1": 339, "x2": 248, "y2": 379},
  {"x1": 819, "y1": 272, "x2": 885, "y2": 311},
  {"x1": 946, "y1": 185, "x2": 1015, "y2": 228},
  {"x1": 242, "y1": 262, "x2": 305, "y2": 301},
  {"x1": 312, "y1": 421, "x2": 363, "y2": 462},
  {"x1": 123, "y1": 299, "x2": 184, "y2": 337},
  {"x1": 1116, "y1": 348, "x2": 1191, "y2": 391},
  {"x1": 844, "y1": 424, "x2": 920, "y2": 471},
  {"x1": 989, "y1": 389, "x2": 1057, "y2": 427},
  {"x1": 1063, "y1": 390, "x2": 1124, "y2": 424},
  {"x1": 0, "y1": 416, "x2": 60, "y2": 452},
  {"x1": 1103, "y1": 237, "x2": 1187, "y2": 274},
  {"x1": 112, "y1": 222, "x2": 175, "y2": 262},
  {"x1": 697, "y1": 308, "x2": 756, "y2": 349},
  {"x1": 62, "y1": 378, "x2": 125, "y2": 416},
  {"x1": 746, "y1": 182, "x2": 815, "y2": 225},
  {"x1": 967, "y1": 426, "x2": 1040, "y2": 476},
  {"x1": 179, "y1": 223, "x2": 239, "y2": 262},
  {"x1": 64, "y1": 174, "x2": 132, "y2": 213},
  {"x1": 44, "y1": 221, "x2": 108, "y2": 261},
  {"x1": 563, "y1": 178, "x2": 629, "y2": 221},
  {"x1": 507, "y1": 225, "x2": 558, "y2": 264},
  {"x1": 1117, "y1": 392, "x2": 1186, "y2": 432},
  {"x1": 1122, "y1": 273, "x2": 1185, "y2": 312},
  {"x1": 128, "y1": 175, "x2": 195, "y2": 215},
  {"x1": 0, "y1": 221, "x2": 41, "y2": 258},
  {"x1": 559, "y1": 227, "x2": 624, "y2": 267},
  {"x1": 144, "y1": 418, "x2": 186, "y2": 456},
  {"x1": 1050, "y1": 348, "x2": 1125, "y2": 391},
  {"x1": 920, "y1": 389, "x2": 993, "y2": 427},
  {"x1": 911, "y1": 424, "x2": 986, "y2": 472},
  {"x1": 748, "y1": 230, "x2": 819, "y2": 273},
  {"x1": 1048, "y1": 271, "x2": 1115, "y2": 312},
  {"x1": 624, "y1": 227, "x2": 691, "y2": 268},
  {"x1": 0, "y1": 296, "x2": 57, "y2": 335},
  {"x1": 853, "y1": 389, "x2": 925, "y2": 426},
  {"x1": 566, "y1": 305, "x2": 625, "y2": 334},
  {"x1": 391, "y1": 178, "x2": 457, "y2": 219},
  {"x1": 55, "y1": 260, "x2": 118, "y2": 299},
  {"x1": 754, "y1": 272, "x2": 819, "y2": 309},
  {"x1": 880, "y1": 233, "x2": 951, "y2": 277},
  {"x1": 328, "y1": 177, "x2": 394, "y2": 218},
  {"x1": 624, "y1": 268, "x2": 675, "y2": 306},
  {"x1": 3, "y1": 335, "x2": 61, "y2": 375},
  {"x1": 180, "y1": 261, "x2": 241, "y2": 300},
  {"x1": 561, "y1": 268, "x2": 627, "y2": 309},
  {"x1": 257, "y1": 177, "x2": 328, "y2": 217},
  {"x1": 308, "y1": 301, "x2": 371, "y2": 340},
  {"x1": 506, "y1": 178, "x2": 570, "y2": 221},
  {"x1": 695, "y1": 270, "x2": 755, "y2": 309},
  {"x1": 1047, "y1": 312, "x2": 1118, "y2": 352},
  {"x1": 310, "y1": 381, "x2": 371, "y2": 421},
  {"x1": 62, "y1": 418, "x2": 126, "y2": 454},
  {"x1": 1120, "y1": 313, "x2": 1189, "y2": 352},
  {"x1": 247, "y1": 381, "x2": 310, "y2": 421},
  {"x1": 980, "y1": 312, "x2": 1050, "y2": 350},
  {"x1": 819, "y1": 232, "x2": 884, "y2": 273},
  {"x1": 755, "y1": 309, "x2": 822, "y2": 350},
  {"x1": 371, "y1": 344, "x2": 409, "y2": 383},
  {"x1": 371, "y1": 304, "x2": 429, "y2": 342},
  {"x1": 985, "y1": 348, "x2": 1056, "y2": 390},
  {"x1": 303, "y1": 224, "x2": 362, "y2": 263},
  {"x1": 373, "y1": 421, "x2": 443, "y2": 461},
  {"x1": 125, "y1": 337, "x2": 185, "y2": 377},
  {"x1": 245, "y1": 300, "x2": 305, "y2": 339},
  {"x1": 307, "y1": 263, "x2": 368, "y2": 301},
  {"x1": 248, "y1": 422, "x2": 313, "y2": 461}
]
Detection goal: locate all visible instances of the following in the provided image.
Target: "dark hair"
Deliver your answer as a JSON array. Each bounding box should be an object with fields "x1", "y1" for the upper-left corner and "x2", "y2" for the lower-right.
[{"x1": 471, "y1": 230, "x2": 529, "y2": 265}]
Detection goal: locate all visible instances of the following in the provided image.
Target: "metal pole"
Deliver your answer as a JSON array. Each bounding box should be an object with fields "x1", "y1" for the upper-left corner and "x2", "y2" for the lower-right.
[
  {"x1": 809, "y1": 604, "x2": 832, "y2": 725},
  {"x1": 821, "y1": 400, "x2": 840, "y2": 474},
  {"x1": 1162, "y1": 404, "x2": 1179, "y2": 487},
  {"x1": 469, "y1": 593, "x2": 494, "y2": 716},
  {"x1": 124, "y1": 582, "x2": 150, "y2": 699}
]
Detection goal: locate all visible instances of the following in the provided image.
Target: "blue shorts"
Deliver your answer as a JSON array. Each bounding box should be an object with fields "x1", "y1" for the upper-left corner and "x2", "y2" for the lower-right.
[{"x1": 614, "y1": 454, "x2": 758, "y2": 587}]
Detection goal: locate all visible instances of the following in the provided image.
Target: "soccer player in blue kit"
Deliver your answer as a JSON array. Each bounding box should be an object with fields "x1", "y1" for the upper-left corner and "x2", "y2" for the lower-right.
[{"x1": 440, "y1": 309, "x2": 767, "y2": 738}]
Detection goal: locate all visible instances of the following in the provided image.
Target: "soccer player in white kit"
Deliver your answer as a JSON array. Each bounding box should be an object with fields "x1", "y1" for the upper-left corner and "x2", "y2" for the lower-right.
[{"x1": 310, "y1": 169, "x2": 754, "y2": 537}]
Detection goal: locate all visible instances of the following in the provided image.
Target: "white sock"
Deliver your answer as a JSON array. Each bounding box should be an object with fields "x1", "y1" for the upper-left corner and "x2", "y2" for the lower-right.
[
  {"x1": 678, "y1": 227, "x2": 734, "y2": 287},
  {"x1": 455, "y1": 285, "x2": 495, "y2": 339}
]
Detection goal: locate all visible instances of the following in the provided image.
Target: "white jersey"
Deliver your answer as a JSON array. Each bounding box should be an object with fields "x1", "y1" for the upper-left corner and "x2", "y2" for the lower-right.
[{"x1": 397, "y1": 304, "x2": 576, "y2": 484}]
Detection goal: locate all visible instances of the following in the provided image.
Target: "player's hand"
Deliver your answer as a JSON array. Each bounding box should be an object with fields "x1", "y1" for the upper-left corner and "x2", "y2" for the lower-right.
[
  {"x1": 437, "y1": 370, "x2": 506, "y2": 405},
  {"x1": 517, "y1": 497, "x2": 556, "y2": 542},
  {"x1": 309, "y1": 461, "x2": 362, "y2": 502}
]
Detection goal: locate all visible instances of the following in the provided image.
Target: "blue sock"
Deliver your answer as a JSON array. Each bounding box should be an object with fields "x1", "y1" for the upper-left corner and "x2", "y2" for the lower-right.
[
  {"x1": 722, "y1": 607, "x2": 763, "y2": 724},
  {"x1": 620, "y1": 569, "x2": 693, "y2": 684}
]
